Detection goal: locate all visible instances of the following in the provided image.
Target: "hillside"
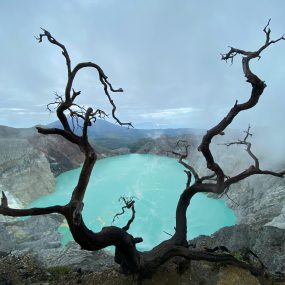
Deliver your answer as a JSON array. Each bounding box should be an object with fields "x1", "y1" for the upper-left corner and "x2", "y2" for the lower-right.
[{"x1": 48, "y1": 118, "x2": 203, "y2": 149}]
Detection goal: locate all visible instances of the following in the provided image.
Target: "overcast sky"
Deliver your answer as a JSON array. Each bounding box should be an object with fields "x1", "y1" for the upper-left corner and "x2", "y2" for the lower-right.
[{"x1": 0, "y1": 0, "x2": 285, "y2": 130}]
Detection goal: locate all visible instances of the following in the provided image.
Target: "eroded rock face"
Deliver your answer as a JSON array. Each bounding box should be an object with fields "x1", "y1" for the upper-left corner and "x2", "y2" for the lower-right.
[
  {"x1": 0, "y1": 215, "x2": 62, "y2": 252},
  {"x1": 190, "y1": 224, "x2": 285, "y2": 273},
  {"x1": 0, "y1": 125, "x2": 85, "y2": 221},
  {"x1": 29, "y1": 133, "x2": 84, "y2": 177},
  {"x1": 0, "y1": 215, "x2": 115, "y2": 272},
  {"x1": 0, "y1": 138, "x2": 55, "y2": 222},
  {"x1": 225, "y1": 174, "x2": 285, "y2": 228}
]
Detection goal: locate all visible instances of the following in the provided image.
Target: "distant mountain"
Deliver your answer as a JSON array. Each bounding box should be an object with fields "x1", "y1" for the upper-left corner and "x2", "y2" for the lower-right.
[{"x1": 47, "y1": 118, "x2": 204, "y2": 149}]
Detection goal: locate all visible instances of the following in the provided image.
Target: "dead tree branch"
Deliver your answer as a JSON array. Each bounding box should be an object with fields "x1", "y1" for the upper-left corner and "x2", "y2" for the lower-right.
[
  {"x1": 221, "y1": 125, "x2": 258, "y2": 168},
  {"x1": 171, "y1": 140, "x2": 200, "y2": 183},
  {"x1": 198, "y1": 20, "x2": 285, "y2": 194},
  {"x1": 220, "y1": 125, "x2": 285, "y2": 189},
  {"x1": 112, "y1": 196, "x2": 137, "y2": 232}
]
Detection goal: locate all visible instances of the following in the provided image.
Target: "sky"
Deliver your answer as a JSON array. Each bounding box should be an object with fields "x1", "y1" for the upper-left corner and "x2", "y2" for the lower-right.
[{"x1": 0, "y1": 0, "x2": 285, "y2": 131}]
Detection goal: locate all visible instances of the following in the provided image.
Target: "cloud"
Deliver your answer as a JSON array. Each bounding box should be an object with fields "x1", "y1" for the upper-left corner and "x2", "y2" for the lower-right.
[
  {"x1": 139, "y1": 107, "x2": 201, "y2": 119},
  {"x1": 0, "y1": 108, "x2": 26, "y2": 112},
  {"x1": 16, "y1": 111, "x2": 49, "y2": 116},
  {"x1": 35, "y1": 104, "x2": 47, "y2": 107},
  {"x1": 0, "y1": 107, "x2": 49, "y2": 116},
  {"x1": 0, "y1": 0, "x2": 285, "y2": 130}
]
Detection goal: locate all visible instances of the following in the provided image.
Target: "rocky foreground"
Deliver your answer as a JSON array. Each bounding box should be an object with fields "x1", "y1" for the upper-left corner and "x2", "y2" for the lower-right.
[
  {"x1": 0, "y1": 215, "x2": 284, "y2": 284},
  {"x1": 2, "y1": 254, "x2": 285, "y2": 285}
]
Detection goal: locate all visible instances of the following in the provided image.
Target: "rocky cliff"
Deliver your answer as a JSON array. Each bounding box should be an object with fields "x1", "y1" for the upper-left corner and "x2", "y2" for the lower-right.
[
  {"x1": 0, "y1": 125, "x2": 86, "y2": 222},
  {"x1": 29, "y1": 131, "x2": 84, "y2": 176},
  {"x1": 0, "y1": 138, "x2": 54, "y2": 221}
]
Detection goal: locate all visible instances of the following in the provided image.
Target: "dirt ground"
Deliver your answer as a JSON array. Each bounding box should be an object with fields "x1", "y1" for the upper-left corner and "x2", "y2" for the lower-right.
[{"x1": 0, "y1": 254, "x2": 284, "y2": 285}]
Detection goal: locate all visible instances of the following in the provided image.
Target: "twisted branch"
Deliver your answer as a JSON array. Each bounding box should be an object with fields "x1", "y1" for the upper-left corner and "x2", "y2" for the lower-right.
[
  {"x1": 0, "y1": 191, "x2": 65, "y2": 216},
  {"x1": 112, "y1": 196, "x2": 137, "y2": 232},
  {"x1": 198, "y1": 19, "x2": 285, "y2": 194},
  {"x1": 171, "y1": 140, "x2": 217, "y2": 185},
  {"x1": 171, "y1": 140, "x2": 200, "y2": 183},
  {"x1": 37, "y1": 28, "x2": 132, "y2": 134},
  {"x1": 220, "y1": 125, "x2": 285, "y2": 189},
  {"x1": 36, "y1": 28, "x2": 72, "y2": 76},
  {"x1": 222, "y1": 125, "x2": 259, "y2": 168}
]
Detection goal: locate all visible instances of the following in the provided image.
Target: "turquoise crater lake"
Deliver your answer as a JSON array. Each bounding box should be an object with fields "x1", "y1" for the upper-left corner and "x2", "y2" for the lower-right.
[{"x1": 29, "y1": 154, "x2": 236, "y2": 251}]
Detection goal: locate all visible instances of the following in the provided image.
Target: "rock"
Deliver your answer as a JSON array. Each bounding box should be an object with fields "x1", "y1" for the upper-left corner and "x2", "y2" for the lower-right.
[
  {"x1": 97, "y1": 147, "x2": 130, "y2": 159},
  {"x1": 0, "y1": 215, "x2": 115, "y2": 273},
  {"x1": 29, "y1": 132, "x2": 84, "y2": 176},
  {"x1": 190, "y1": 224, "x2": 285, "y2": 273},
  {"x1": 1, "y1": 253, "x2": 261, "y2": 285},
  {"x1": 0, "y1": 125, "x2": 85, "y2": 218},
  {"x1": 0, "y1": 215, "x2": 63, "y2": 253},
  {"x1": 0, "y1": 138, "x2": 55, "y2": 221},
  {"x1": 224, "y1": 174, "x2": 285, "y2": 228},
  {"x1": 266, "y1": 205, "x2": 285, "y2": 229},
  {"x1": 216, "y1": 266, "x2": 261, "y2": 285},
  {"x1": 35, "y1": 241, "x2": 115, "y2": 272}
]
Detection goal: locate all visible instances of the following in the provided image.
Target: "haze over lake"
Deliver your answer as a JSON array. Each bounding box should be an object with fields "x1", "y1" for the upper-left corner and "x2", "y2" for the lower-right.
[{"x1": 30, "y1": 154, "x2": 236, "y2": 251}]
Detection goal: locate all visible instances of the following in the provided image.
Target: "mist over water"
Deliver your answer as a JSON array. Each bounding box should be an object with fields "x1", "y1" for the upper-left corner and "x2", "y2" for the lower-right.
[{"x1": 29, "y1": 154, "x2": 236, "y2": 251}]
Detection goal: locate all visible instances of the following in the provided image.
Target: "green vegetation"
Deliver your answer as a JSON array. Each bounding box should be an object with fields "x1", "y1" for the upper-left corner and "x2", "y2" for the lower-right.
[
  {"x1": 47, "y1": 266, "x2": 72, "y2": 274},
  {"x1": 231, "y1": 251, "x2": 246, "y2": 263},
  {"x1": 128, "y1": 138, "x2": 155, "y2": 153}
]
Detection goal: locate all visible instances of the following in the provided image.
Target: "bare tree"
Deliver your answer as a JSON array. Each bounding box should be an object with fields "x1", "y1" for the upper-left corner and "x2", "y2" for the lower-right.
[{"x1": 0, "y1": 21, "x2": 285, "y2": 278}]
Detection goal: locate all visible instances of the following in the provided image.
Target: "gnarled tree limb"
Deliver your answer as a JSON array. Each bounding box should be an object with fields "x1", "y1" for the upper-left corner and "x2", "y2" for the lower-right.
[{"x1": 198, "y1": 20, "x2": 285, "y2": 194}]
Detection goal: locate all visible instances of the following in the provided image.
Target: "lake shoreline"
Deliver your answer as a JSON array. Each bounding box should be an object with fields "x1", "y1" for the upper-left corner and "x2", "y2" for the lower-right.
[{"x1": 29, "y1": 153, "x2": 236, "y2": 251}]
